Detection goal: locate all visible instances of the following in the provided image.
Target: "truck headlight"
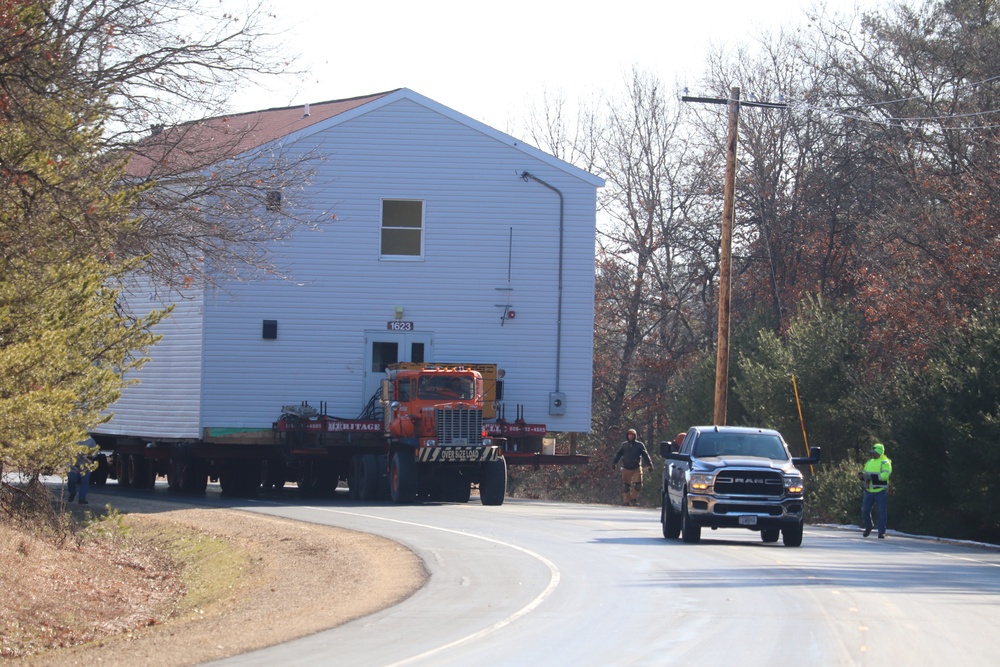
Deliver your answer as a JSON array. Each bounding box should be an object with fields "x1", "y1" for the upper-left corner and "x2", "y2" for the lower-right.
[
  {"x1": 785, "y1": 476, "x2": 804, "y2": 494},
  {"x1": 690, "y1": 473, "x2": 713, "y2": 491},
  {"x1": 424, "y1": 439, "x2": 436, "y2": 447}
]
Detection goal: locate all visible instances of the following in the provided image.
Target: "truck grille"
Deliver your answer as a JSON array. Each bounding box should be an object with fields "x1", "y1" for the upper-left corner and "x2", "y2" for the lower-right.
[
  {"x1": 436, "y1": 407, "x2": 483, "y2": 446},
  {"x1": 714, "y1": 469, "x2": 784, "y2": 496}
]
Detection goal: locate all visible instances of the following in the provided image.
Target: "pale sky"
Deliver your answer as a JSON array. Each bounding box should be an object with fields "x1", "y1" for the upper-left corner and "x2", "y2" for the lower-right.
[{"x1": 232, "y1": 0, "x2": 880, "y2": 133}]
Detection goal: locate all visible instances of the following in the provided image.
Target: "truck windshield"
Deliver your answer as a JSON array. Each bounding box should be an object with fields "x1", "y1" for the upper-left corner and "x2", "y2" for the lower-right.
[
  {"x1": 693, "y1": 433, "x2": 789, "y2": 460},
  {"x1": 417, "y1": 376, "x2": 475, "y2": 400}
]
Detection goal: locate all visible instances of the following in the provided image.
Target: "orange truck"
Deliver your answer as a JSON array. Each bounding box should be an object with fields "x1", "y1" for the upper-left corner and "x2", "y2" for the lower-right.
[{"x1": 91, "y1": 363, "x2": 587, "y2": 505}]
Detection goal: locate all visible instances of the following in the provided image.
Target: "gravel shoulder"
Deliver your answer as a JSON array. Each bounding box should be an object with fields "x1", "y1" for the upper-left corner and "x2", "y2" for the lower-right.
[{"x1": 12, "y1": 491, "x2": 427, "y2": 667}]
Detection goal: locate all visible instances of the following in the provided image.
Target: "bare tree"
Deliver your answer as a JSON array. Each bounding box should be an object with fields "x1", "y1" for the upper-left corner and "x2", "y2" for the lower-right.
[{"x1": 3, "y1": 0, "x2": 319, "y2": 290}]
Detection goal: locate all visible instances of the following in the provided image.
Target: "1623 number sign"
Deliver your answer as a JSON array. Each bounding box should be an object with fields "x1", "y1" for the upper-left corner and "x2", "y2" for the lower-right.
[{"x1": 387, "y1": 321, "x2": 414, "y2": 331}]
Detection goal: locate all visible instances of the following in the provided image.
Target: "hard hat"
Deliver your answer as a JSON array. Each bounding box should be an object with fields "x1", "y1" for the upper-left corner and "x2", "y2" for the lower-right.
[{"x1": 872, "y1": 443, "x2": 885, "y2": 456}]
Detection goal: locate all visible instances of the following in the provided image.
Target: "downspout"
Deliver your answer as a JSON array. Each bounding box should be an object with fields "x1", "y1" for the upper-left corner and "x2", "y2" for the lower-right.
[{"x1": 520, "y1": 171, "x2": 564, "y2": 396}]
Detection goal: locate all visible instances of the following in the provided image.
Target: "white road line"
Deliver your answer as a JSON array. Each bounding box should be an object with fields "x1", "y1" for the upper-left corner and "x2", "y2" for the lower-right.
[{"x1": 307, "y1": 507, "x2": 561, "y2": 667}]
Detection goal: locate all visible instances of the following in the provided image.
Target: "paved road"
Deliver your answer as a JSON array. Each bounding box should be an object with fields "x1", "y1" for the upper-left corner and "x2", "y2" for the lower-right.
[{"x1": 177, "y1": 493, "x2": 1000, "y2": 667}]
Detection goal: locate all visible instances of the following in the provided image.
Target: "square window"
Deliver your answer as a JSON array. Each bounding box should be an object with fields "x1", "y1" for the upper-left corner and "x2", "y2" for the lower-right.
[
  {"x1": 265, "y1": 190, "x2": 282, "y2": 212},
  {"x1": 381, "y1": 199, "x2": 423, "y2": 258}
]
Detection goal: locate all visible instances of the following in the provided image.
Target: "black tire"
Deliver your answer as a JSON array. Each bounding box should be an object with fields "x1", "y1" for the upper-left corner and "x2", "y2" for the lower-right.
[
  {"x1": 167, "y1": 457, "x2": 182, "y2": 492},
  {"x1": 358, "y1": 454, "x2": 380, "y2": 501},
  {"x1": 128, "y1": 453, "x2": 153, "y2": 489},
  {"x1": 91, "y1": 454, "x2": 109, "y2": 487},
  {"x1": 296, "y1": 461, "x2": 321, "y2": 497},
  {"x1": 782, "y1": 521, "x2": 804, "y2": 547},
  {"x1": 761, "y1": 528, "x2": 781, "y2": 543},
  {"x1": 376, "y1": 455, "x2": 391, "y2": 500},
  {"x1": 479, "y1": 457, "x2": 506, "y2": 506},
  {"x1": 681, "y1": 497, "x2": 701, "y2": 543},
  {"x1": 221, "y1": 461, "x2": 259, "y2": 497},
  {"x1": 390, "y1": 451, "x2": 417, "y2": 504},
  {"x1": 662, "y1": 494, "x2": 681, "y2": 539},
  {"x1": 180, "y1": 459, "x2": 208, "y2": 494},
  {"x1": 347, "y1": 456, "x2": 362, "y2": 500},
  {"x1": 447, "y1": 476, "x2": 472, "y2": 503},
  {"x1": 260, "y1": 459, "x2": 286, "y2": 492},
  {"x1": 115, "y1": 453, "x2": 131, "y2": 488}
]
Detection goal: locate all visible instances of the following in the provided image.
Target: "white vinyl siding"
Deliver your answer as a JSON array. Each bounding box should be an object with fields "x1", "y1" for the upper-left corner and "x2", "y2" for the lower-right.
[{"x1": 92, "y1": 283, "x2": 205, "y2": 439}]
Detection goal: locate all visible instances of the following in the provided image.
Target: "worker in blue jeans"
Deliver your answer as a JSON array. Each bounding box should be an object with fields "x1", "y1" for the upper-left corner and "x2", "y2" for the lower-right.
[
  {"x1": 859, "y1": 443, "x2": 893, "y2": 538},
  {"x1": 67, "y1": 438, "x2": 96, "y2": 505}
]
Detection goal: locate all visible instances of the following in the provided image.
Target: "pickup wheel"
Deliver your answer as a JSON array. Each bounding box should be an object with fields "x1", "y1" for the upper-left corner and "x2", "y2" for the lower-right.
[
  {"x1": 681, "y1": 497, "x2": 701, "y2": 543},
  {"x1": 761, "y1": 528, "x2": 781, "y2": 543},
  {"x1": 479, "y1": 457, "x2": 507, "y2": 506},
  {"x1": 782, "y1": 521, "x2": 804, "y2": 547},
  {"x1": 661, "y1": 493, "x2": 681, "y2": 539},
  {"x1": 390, "y1": 451, "x2": 418, "y2": 503}
]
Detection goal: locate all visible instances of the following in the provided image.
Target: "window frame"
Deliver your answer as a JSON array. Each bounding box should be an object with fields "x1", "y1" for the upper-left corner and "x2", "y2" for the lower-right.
[{"x1": 379, "y1": 198, "x2": 425, "y2": 260}]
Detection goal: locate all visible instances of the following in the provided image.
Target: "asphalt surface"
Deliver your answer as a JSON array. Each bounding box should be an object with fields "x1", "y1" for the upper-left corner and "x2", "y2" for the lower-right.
[{"x1": 168, "y1": 490, "x2": 1000, "y2": 667}]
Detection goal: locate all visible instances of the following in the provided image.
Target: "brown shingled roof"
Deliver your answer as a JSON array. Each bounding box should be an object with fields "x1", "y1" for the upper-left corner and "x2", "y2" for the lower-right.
[{"x1": 127, "y1": 89, "x2": 399, "y2": 179}]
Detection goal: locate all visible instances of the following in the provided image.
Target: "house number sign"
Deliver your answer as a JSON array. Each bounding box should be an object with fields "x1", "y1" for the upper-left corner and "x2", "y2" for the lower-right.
[{"x1": 386, "y1": 321, "x2": 414, "y2": 331}]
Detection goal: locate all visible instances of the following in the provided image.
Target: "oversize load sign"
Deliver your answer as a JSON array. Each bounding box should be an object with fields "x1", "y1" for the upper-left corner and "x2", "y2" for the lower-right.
[{"x1": 418, "y1": 447, "x2": 500, "y2": 463}]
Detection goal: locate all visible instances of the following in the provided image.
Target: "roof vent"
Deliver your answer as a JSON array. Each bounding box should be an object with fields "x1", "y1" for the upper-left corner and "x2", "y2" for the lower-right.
[{"x1": 303, "y1": 103, "x2": 310, "y2": 118}]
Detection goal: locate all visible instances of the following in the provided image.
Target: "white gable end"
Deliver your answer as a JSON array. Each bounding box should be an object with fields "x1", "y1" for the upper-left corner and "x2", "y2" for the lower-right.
[{"x1": 101, "y1": 92, "x2": 600, "y2": 439}]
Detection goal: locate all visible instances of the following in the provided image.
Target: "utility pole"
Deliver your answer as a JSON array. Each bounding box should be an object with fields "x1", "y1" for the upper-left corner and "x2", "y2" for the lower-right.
[{"x1": 682, "y1": 87, "x2": 787, "y2": 425}]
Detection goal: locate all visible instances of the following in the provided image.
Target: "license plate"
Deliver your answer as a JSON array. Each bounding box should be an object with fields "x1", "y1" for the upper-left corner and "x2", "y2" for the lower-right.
[{"x1": 738, "y1": 515, "x2": 758, "y2": 526}]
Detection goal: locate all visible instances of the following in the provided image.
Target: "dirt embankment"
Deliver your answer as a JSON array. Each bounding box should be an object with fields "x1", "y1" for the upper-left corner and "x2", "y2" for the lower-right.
[{"x1": 2, "y1": 493, "x2": 427, "y2": 666}]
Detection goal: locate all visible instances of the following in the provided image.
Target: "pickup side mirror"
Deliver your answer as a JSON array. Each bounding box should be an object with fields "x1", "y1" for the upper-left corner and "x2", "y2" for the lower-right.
[
  {"x1": 658, "y1": 440, "x2": 679, "y2": 457},
  {"x1": 792, "y1": 446, "x2": 822, "y2": 466}
]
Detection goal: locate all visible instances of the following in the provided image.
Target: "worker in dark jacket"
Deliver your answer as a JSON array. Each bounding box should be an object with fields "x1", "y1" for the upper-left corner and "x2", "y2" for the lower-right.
[{"x1": 611, "y1": 428, "x2": 653, "y2": 506}]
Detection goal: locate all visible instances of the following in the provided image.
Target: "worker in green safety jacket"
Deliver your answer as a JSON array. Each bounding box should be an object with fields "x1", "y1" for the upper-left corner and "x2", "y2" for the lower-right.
[{"x1": 859, "y1": 442, "x2": 893, "y2": 538}]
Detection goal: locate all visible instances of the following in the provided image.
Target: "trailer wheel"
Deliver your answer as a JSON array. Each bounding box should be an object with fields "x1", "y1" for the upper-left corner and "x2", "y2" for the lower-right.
[
  {"x1": 221, "y1": 461, "x2": 259, "y2": 497},
  {"x1": 167, "y1": 458, "x2": 181, "y2": 492},
  {"x1": 390, "y1": 451, "x2": 417, "y2": 504},
  {"x1": 358, "y1": 454, "x2": 380, "y2": 501},
  {"x1": 178, "y1": 459, "x2": 207, "y2": 494},
  {"x1": 115, "y1": 453, "x2": 131, "y2": 488},
  {"x1": 377, "y1": 455, "x2": 391, "y2": 500},
  {"x1": 347, "y1": 456, "x2": 361, "y2": 500},
  {"x1": 446, "y1": 476, "x2": 472, "y2": 503},
  {"x1": 296, "y1": 461, "x2": 322, "y2": 497},
  {"x1": 91, "y1": 454, "x2": 109, "y2": 487},
  {"x1": 260, "y1": 459, "x2": 287, "y2": 492},
  {"x1": 479, "y1": 457, "x2": 506, "y2": 506},
  {"x1": 128, "y1": 453, "x2": 154, "y2": 489}
]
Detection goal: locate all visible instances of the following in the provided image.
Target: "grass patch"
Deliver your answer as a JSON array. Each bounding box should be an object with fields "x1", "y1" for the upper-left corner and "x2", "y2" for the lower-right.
[{"x1": 126, "y1": 519, "x2": 251, "y2": 619}]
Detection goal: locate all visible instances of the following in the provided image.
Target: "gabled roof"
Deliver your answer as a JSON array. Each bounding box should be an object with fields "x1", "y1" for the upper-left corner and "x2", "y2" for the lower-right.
[
  {"x1": 126, "y1": 90, "x2": 399, "y2": 178},
  {"x1": 127, "y1": 88, "x2": 604, "y2": 187}
]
